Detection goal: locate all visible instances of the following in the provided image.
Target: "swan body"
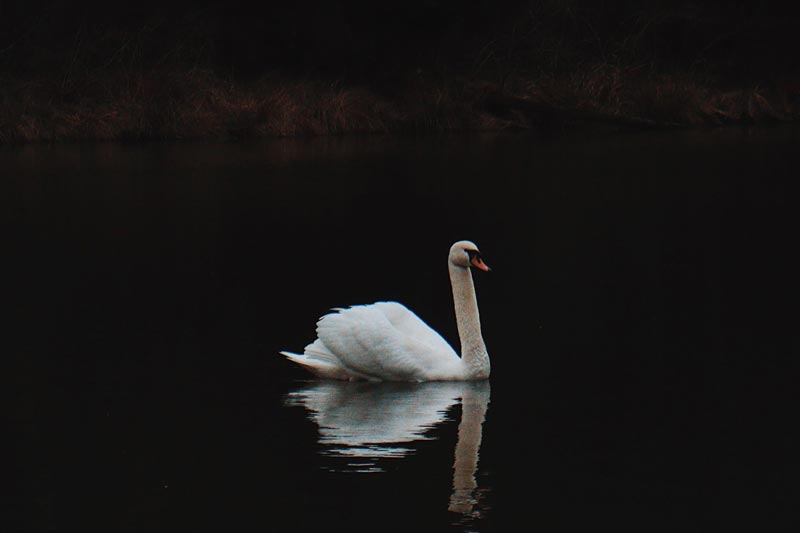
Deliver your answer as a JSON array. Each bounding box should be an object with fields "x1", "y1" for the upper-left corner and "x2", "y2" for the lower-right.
[{"x1": 280, "y1": 240, "x2": 491, "y2": 382}]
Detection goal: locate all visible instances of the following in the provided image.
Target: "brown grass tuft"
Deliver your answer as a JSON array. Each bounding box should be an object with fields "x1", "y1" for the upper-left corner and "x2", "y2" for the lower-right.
[{"x1": 1, "y1": 65, "x2": 798, "y2": 143}]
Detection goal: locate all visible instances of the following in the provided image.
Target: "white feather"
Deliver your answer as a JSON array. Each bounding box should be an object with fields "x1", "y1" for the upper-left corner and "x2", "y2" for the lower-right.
[{"x1": 279, "y1": 240, "x2": 491, "y2": 382}]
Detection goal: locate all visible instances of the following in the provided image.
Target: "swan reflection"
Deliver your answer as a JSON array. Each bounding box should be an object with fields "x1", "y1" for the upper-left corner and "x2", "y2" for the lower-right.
[{"x1": 285, "y1": 381, "x2": 490, "y2": 516}]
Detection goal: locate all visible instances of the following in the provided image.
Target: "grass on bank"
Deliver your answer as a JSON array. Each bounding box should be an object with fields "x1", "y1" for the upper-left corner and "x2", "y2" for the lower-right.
[{"x1": 1, "y1": 64, "x2": 798, "y2": 143}]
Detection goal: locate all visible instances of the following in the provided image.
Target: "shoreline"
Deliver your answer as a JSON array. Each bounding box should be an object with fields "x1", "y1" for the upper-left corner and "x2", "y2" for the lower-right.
[{"x1": 2, "y1": 68, "x2": 798, "y2": 144}]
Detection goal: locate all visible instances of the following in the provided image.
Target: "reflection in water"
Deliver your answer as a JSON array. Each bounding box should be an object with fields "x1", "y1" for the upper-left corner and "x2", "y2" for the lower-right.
[
  {"x1": 285, "y1": 381, "x2": 490, "y2": 517},
  {"x1": 448, "y1": 383, "x2": 490, "y2": 517}
]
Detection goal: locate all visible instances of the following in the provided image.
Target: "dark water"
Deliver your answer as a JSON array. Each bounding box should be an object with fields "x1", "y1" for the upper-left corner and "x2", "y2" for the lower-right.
[{"x1": 6, "y1": 128, "x2": 799, "y2": 532}]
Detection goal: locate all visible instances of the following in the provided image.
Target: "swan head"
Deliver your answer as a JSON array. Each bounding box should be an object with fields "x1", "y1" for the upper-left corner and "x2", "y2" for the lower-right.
[{"x1": 449, "y1": 240, "x2": 490, "y2": 272}]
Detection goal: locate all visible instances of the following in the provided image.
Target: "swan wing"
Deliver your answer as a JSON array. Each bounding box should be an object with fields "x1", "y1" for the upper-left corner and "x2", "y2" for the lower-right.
[
  {"x1": 316, "y1": 302, "x2": 460, "y2": 381},
  {"x1": 370, "y1": 302, "x2": 457, "y2": 357}
]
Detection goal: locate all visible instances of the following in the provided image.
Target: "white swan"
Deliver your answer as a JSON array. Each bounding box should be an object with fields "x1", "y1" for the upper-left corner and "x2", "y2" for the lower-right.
[{"x1": 280, "y1": 240, "x2": 491, "y2": 382}]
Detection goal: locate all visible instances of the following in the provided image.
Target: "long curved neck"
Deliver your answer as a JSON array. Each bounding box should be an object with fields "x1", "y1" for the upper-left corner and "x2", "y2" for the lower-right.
[{"x1": 449, "y1": 263, "x2": 490, "y2": 379}]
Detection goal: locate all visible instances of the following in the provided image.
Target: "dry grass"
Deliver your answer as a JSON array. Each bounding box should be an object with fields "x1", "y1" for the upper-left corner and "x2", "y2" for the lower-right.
[
  {"x1": 3, "y1": 2, "x2": 799, "y2": 142},
  {"x1": 519, "y1": 63, "x2": 800, "y2": 127},
  {"x1": 0, "y1": 70, "x2": 393, "y2": 142},
  {"x1": 1, "y1": 64, "x2": 798, "y2": 143}
]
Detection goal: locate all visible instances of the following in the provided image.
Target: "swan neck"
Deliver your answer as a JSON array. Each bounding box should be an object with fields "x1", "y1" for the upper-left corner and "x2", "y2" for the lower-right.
[{"x1": 449, "y1": 263, "x2": 490, "y2": 379}]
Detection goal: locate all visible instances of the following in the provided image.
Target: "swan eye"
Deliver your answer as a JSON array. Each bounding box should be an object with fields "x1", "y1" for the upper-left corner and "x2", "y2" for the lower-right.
[{"x1": 465, "y1": 249, "x2": 490, "y2": 271}]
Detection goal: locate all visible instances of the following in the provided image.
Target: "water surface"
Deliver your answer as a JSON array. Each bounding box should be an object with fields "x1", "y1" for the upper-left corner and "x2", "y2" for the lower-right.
[{"x1": 6, "y1": 128, "x2": 798, "y2": 532}]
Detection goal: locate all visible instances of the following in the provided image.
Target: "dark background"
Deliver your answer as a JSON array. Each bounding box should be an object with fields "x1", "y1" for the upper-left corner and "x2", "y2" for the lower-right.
[{"x1": 3, "y1": 1, "x2": 800, "y2": 84}]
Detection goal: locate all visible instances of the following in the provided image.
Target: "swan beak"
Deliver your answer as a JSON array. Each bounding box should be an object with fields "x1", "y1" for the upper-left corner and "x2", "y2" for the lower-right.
[{"x1": 471, "y1": 256, "x2": 491, "y2": 272}]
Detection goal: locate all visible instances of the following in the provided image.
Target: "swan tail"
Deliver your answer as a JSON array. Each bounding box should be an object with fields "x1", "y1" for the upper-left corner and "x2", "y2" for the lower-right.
[
  {"x1": 279, "y1": 339, "x2": 355, "y2": 380},
  {"x1": 301, "y1": 339, "x2": 340, "y2": 364}
]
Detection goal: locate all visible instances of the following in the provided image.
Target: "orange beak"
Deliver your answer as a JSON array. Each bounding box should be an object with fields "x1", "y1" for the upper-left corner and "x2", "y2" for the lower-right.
[{"x1": 470, "y1": 255, "x2": 491, "y2": 272}]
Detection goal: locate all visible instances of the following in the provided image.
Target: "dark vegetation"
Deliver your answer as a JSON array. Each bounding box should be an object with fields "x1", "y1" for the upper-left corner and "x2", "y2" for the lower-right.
[{"x1": 1, "y1": 0, "x2": 799, "y2": 142}]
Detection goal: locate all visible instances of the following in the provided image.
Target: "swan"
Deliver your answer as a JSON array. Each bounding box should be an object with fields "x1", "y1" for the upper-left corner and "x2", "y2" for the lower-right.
[{"x1": 279, "y1": 240, "x2": 491, "y2": 381}]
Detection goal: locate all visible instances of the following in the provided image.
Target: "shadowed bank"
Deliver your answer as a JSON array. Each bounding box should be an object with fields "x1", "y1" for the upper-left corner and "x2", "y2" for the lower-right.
[{"x1": 2, "y1": 1, "x2": 799, "y2": 142}]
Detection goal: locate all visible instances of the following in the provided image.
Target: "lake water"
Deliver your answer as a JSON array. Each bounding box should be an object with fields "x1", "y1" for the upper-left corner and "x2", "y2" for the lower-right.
[{"x1": 6, "y1": 127, "x2": 798, "y2": 532}]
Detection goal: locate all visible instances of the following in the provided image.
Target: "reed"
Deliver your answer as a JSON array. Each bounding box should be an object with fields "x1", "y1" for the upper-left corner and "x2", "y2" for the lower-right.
[{"x1": 1, "y1": 65, "x2": 797, "y2": 143}]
